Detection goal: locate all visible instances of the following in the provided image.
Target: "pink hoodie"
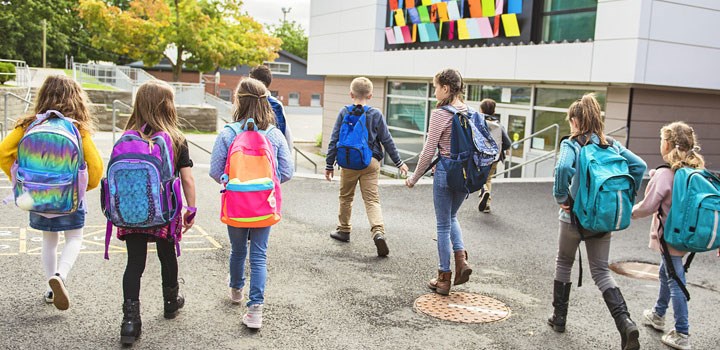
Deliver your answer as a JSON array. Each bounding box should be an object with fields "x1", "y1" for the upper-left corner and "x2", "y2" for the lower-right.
[{"x1": 632, "y1": 167, "x2": 686, "y2": 257}]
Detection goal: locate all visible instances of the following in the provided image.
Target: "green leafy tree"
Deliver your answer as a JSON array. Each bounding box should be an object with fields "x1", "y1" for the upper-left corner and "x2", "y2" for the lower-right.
[
  {"x1": 269, "y1": 20, "x2": 308, "y2": 60},
  {"x1": 0, "y1": 0, "x2": 115, "y2": 67},
  {"x1": 78, "y1": 0, "x2": 282, "y2": 81}
]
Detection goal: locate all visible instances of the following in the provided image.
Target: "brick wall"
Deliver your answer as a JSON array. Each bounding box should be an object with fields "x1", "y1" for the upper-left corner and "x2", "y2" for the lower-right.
[{"x1": 216, "y1": 75, "x2": 325, "y2": 107}]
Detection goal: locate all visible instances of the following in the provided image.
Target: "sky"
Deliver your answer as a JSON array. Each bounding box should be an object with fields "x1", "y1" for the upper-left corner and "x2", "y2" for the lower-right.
[{"x1": 241, "y1": 0, "x2": 311, "y2": 34}]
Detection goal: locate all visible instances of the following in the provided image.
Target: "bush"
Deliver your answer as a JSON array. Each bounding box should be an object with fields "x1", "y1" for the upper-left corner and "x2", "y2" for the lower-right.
[
  {"x1": 315, "y1": 132, "x2": 323, "y2": 147},
  {"x1": 0, "y1": 63, "x2": 16, "y2": 85}
]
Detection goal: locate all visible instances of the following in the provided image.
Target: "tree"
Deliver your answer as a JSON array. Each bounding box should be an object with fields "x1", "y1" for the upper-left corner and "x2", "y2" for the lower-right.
[
  {"x1": 0, "y1": 0, "x2": 116, "y2": 67},
  {"x1": 78, "y1": 0, "x2": 282, "y2": 81},
  {"x1": 269, "y1": 20, "x2": 308, "y2": 60}
]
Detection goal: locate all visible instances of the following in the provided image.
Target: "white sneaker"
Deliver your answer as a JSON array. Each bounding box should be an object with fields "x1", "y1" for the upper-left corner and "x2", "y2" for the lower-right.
[
  {"x1": 43, "y1": 291, "x2": 54, "y2": 304},
  {"x1": 48, "y1": 274, "x2": 69, "y2": 311},
  {"x1": 242, "y1": 304, "x2": 263, "y2": 329},
  {"x1": 643, "y1": 309, "x2": 665, "y2": 331},
  {"x1": 229, "y1": 288, "x2": 243, "y2": 304},
  {"x1": 661, "y1": 330, "x2": 691, "y2": 350}
]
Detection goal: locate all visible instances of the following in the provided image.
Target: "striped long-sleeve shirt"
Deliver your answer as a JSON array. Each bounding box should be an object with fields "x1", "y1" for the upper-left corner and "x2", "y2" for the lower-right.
[{"x1": 408, "y1": 103, "x2": 468, "y2": 185}]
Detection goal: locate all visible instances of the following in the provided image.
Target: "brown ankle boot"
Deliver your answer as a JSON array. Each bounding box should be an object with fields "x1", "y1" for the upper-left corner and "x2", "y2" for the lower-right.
[
  {"x1": 453, "y1": 250, "x2": 473, "y2": 285},
  {"x1": 427, "y1": 270, "x2": 452, "y2": 295}
]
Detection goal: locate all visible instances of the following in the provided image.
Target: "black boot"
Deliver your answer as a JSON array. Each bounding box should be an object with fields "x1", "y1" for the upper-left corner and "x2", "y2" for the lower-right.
[
  {"x1": 602, "y1": 287, "x2": 640, "y2": 350},
  {"x1": 163, "y1": 285, "x2": 185, "y2": 319},
  {"x1": 547, "y1": 280, "x2": 572, "y2": 332},
  {"x1": 120, "y1": 300, "x2": 141, "y2": 345}
]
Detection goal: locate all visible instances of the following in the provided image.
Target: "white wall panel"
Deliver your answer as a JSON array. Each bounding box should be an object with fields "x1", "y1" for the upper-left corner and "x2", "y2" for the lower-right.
[
  {"x1": 649, "y1": 1, "x2": 720, "y2": 48},
  {"x1": 596, "y1": 0, "x2": 646, "y2": 40},
  {"x1": 515, "y1": 43, "x2": 594, "y2": 82},
  {"x1": 644, "y1": 42, "x2": 720, "y2": 90},
  {"x1": 591, "y1": 39, "x2": 641, "y2": 83}
]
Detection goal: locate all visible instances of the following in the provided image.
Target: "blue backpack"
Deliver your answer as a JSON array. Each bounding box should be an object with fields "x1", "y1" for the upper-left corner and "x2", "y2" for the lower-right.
[
  {"x1": 336, "y1": 105, "x2": 373, "y2": 170},
  {"x1": 571, "y1": 136, "x2": 636, "y2": 235},
  {"x1": 663, "y1": 167, "x2": 720, "y2": 252},
  {"x1": 268, "y1": 96, "x2": 287, "y2": 135},
  {"x1": 658, "y1": 166, "x2": 720, "y2": 301},
  {"x1": 424, "y1": 106, "x2": 498, "y2": 194}
]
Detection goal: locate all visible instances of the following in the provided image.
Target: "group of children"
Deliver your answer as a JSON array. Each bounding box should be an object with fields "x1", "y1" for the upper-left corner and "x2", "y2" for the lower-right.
[{"x1": 0, "y1": 68, "x2": 714, "y2": 349}]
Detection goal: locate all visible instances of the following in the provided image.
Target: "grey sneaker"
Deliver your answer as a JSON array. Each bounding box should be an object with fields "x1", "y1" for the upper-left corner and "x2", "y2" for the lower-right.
[
  {"x1": 661, "y1": 330, "x2": 691, "y2": 350},
  {"x1": 48, "y1": 273, "x2": 69, "y2": 311},
  {"x1": 243, "y1": 304, "x2": 263, "y2": 329},
  {"x1": 229, "y1": 288, "x2": 243, "y2": 304},
  {"x1": 643, "y1": 309, "x2": 665, "y2": 331},
  {"x1": 43, "y1": 291, "x2": 54, "y2": 304}
]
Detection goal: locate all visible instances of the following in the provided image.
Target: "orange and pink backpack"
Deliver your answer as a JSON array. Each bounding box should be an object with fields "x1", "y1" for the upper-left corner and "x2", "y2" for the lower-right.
[{"x1": 220, "y1": 119, "x2": 282, "y2": 228}]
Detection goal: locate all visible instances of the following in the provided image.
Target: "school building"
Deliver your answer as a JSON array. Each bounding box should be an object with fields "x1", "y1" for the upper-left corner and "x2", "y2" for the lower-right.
[{"x1": 308, "y1": 0, "x2": 720, "y2": 177}]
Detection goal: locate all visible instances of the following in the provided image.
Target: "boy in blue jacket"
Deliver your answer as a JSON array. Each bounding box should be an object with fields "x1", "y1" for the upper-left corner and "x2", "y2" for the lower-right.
[{"x1": 325, "y1": 77, "x2": 408, "y2": 257}]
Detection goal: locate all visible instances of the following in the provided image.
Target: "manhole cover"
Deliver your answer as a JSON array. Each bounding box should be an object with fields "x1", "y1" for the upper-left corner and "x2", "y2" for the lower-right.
[
  {"x1": 609, "y1": 261, "x2": 659, "y2": 281},
  {"x1": 413, "y1": 292, "x2": 511, "y2": 323}
]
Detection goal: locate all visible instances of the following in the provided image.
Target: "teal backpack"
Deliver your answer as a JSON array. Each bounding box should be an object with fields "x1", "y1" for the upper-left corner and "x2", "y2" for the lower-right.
[
  {"x1": 663, "y1": 167, "x2": 720, "y2": 252},
  {"x1": 571, "y1": 136, "x2": 636, "y2": 235},
  {"x1": 658, "y1": 166, "x2": 720, "y2": 301}
]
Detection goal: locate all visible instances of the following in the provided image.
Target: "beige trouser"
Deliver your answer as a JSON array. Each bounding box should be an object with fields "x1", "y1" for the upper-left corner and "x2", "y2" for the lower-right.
[
  {"x1": 484, "y1": 161, "x2": 499, "y2": 194},
  {"x1": 337, "y1": 158, "x2": 384, "y2": 236}
]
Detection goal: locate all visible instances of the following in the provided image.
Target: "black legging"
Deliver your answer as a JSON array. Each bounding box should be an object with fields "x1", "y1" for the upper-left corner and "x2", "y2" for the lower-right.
[{"x1": 123, "y1": 235, "x2": 178, "y2": 301}]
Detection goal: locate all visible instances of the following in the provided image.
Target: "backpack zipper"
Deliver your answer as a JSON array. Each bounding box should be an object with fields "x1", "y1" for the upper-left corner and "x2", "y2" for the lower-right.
[
  {"x1": 709, "y1": 210, "x2": 718, "y2": 250},
  {"x1": 615, "y1": 190, "x2": 623, "y2": 230}
]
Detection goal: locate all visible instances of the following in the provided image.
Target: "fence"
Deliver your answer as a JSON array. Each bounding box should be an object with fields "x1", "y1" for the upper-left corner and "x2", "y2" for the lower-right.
[{"x1": 73, "y1": 63, "x2": 206, "y2": 105}]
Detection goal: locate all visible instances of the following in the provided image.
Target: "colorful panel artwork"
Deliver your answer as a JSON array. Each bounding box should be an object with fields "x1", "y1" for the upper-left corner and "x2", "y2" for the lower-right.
[
  {"x1": 508, "y1": 0, "x2": 522, "y2": 14},
  {"x1": 501, "y1": 13, "x2": 520, "y2": 37},
  {"x1": 385, "y1": 27, "x2": 397, "y2": 44},
  {"x1": 481, "y1": 0, "x2": 495, "y2": 17}
]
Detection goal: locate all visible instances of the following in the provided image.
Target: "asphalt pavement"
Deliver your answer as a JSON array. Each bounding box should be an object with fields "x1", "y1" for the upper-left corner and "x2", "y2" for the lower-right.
[{"x1": 0, "y1": 134, "x2": 719, "y2": 349}]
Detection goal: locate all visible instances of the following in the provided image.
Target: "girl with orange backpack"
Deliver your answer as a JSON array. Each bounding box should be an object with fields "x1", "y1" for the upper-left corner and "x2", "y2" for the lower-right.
[{"x1": 209, "y1": 78, "x2": 293, "y2": 329}]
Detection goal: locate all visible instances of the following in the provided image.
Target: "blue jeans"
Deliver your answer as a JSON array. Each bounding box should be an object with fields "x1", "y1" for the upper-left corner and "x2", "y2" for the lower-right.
[
  {"x1": 655, "y1": 255, "x2": 689, "y2": 334},
  {"x1": 433, "y1": 160, "x2": 467, "y2": 272},
  {"x1": 227, "y1": 226, "x2": 271, "y2": 306}
]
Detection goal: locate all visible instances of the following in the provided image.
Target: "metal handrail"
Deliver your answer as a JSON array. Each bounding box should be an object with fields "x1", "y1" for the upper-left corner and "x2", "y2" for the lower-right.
[
  {"x1": 496, "y1": 123, "x2": 560, "y2": 178},
  {"x1": 2, "y1": 92, "x2": 33, "y2": 139},
  {"x1": 294, "y1": 146, "x2": 318, "y2": 174},
  {"x1": 111, "y1": 100, "x2": 133, "y2": 143},
  {"x1": 494, "y1": 151, "x2": 556, "y2": 178}
]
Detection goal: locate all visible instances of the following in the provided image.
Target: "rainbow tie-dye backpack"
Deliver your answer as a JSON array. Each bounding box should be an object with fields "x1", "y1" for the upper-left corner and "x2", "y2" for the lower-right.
[
  {"x1": 11, "y1": 110, "x2": 87, "y2": 217},
  {"x1": 220, "y1": 119, "x2": 282, "y2": 228}
]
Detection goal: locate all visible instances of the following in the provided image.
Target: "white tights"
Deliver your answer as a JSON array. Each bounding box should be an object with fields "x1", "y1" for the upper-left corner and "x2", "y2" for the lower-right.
[{"x1": 42, "y1": 229, "x2": 83, "y2": 287}]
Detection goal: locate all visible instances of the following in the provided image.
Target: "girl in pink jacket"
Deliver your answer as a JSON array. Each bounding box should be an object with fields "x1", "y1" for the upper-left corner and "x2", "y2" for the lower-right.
[{"x1": 631, "y1": 121, "x2": 704, "y2": 350}]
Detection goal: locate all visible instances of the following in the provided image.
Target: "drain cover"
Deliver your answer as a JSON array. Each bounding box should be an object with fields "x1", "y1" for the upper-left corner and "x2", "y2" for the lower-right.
[
  {"x1": 609, "y1": 261, "x2": 659, "y2": 281},
  {"x1": 413, "y1": 292, "x2": 511, "y2": 323}
]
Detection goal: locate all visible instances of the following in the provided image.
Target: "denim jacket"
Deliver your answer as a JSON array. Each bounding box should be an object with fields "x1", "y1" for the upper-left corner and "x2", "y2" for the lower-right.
[{"x1": 553, "y1": 133, "x2": 647, "y2": 223}]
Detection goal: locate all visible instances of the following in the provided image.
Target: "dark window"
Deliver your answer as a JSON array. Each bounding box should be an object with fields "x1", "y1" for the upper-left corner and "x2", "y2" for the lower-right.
[{"x1": 541, "y1": 0, "x2": 597, "y2": 42}]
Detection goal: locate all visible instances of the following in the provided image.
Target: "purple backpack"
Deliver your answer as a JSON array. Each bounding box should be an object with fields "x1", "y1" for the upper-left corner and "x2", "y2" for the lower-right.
[{"x1": 101, "y1": 129, "x2": 182, "y2": 259}]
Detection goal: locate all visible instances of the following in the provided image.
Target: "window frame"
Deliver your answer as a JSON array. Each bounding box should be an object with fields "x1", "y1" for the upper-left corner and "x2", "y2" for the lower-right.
[{"x1": 263, "y1": 61, "x2": 291, "y2": 75}]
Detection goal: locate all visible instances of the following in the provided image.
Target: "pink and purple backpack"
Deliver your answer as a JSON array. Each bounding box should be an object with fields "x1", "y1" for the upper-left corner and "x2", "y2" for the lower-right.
[
  {"x1": 220, "y1": 119, "x2": 282, "y2": 228},
  {"x1": 10, "y1": 110, "x2": 88, "y2": 217},
  {"x1": 101, "y1": 129, "x2": 182, "y2": 259}
]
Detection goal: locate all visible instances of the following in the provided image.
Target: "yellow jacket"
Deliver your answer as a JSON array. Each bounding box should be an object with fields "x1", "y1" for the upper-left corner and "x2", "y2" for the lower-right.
[{"x1": 0, "y1": 126, "x2": 104, "y2": 190}]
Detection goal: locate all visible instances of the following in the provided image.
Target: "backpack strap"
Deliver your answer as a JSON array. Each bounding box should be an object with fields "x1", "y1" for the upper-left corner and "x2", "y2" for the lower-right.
[
  {"x1": 225, "y1": 121, "x2": 243, "y2": 136},
  {"x1": 104, "y1": 220, "x2": 112, "y2": 260},
  {"x1": 657, "y1": 206, "x2": 692, "y2": 301}
]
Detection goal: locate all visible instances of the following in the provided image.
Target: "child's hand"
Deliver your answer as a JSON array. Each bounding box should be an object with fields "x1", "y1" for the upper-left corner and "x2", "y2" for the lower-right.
[
  {"x1": 717, "y1": 248, "x2": 719, "y2": 257},
  {"x1": 325, "y1": 169, "x2": 334, "y2": 181},
  {"x1": 559, "y1": 203, "x2": 571, "y2": 213},
  {"x1": 182, "y1": 210, "x2": 195, "y2": 233},
  {"x1": 398, "y1": 164, "x2": 409, "y2": 177},
  {"x1": 649, "y1": 169, "x2": 657, "y2": 178},
  {"x1": 405, "y1": 178, "x2": 414, "y2": 188}
]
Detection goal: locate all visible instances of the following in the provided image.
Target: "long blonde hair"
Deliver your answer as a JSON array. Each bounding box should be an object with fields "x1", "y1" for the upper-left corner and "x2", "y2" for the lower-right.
[
  {"x1": 16, "y1": 75, "x2": 96, "y2": 132},
  {"x1": 434, "y1": 68, "x2": 464, "y2": 107},
  {"x1": 125, "y1": 80, "x2": 185, "y2": 156},
  {"x1": 567, "y1": 93, "x2": 607, "y2": 145},
  {"x1": 232, "y1": 78, "x2": 275, "y2": 130},
  {"x1": 661, "y1": 121, "x2": 705, "y2": 170}
]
